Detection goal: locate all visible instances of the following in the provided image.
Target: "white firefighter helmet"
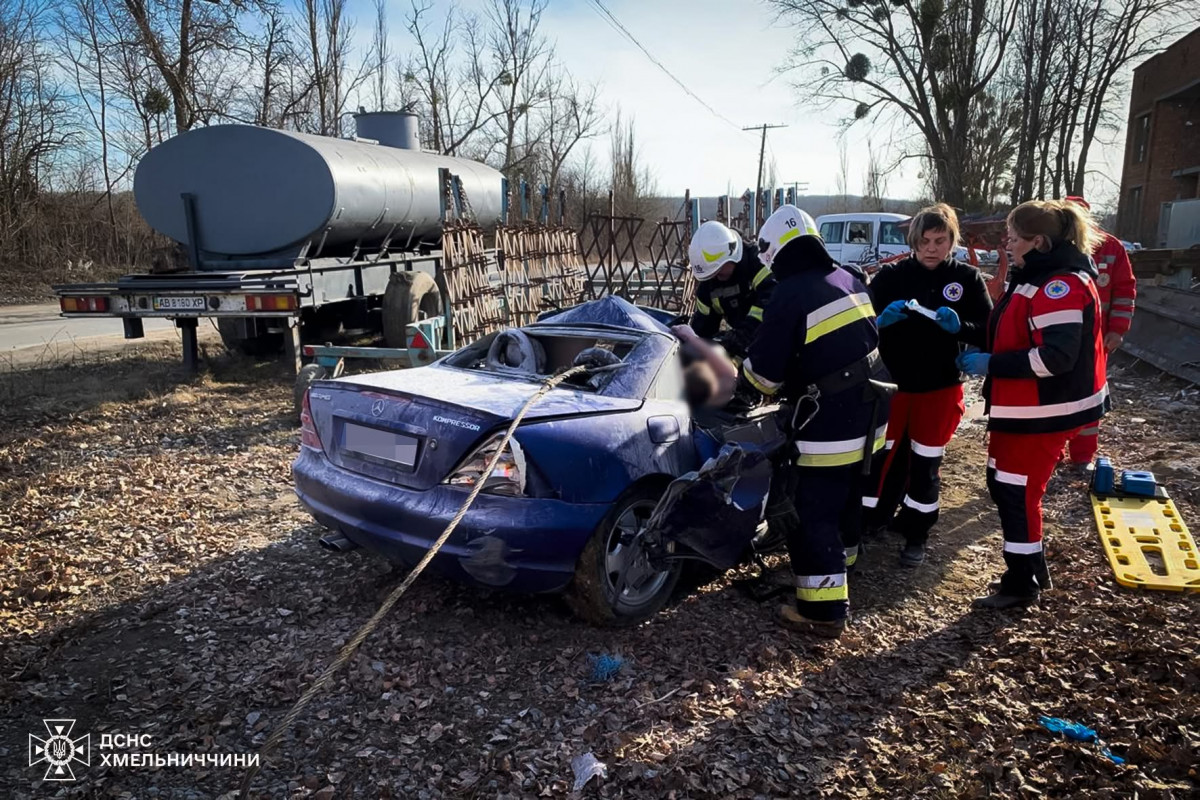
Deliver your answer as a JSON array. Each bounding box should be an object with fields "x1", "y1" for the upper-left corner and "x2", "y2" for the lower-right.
[
  {"x1": 688, "y1": 220, "x2": 744, "y2": 280},
  {"x1": 756, "y1": 205, "x2": 820, "y2": 266}
]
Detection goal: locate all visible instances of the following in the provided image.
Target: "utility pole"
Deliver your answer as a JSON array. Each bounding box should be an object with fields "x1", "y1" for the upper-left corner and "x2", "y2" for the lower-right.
[
  {"x1": 743, "y1": 123, "x2": 787, "y2": 232},
  {"x1": 785, "y1": 180, "x2": 810, "y2": 207}
]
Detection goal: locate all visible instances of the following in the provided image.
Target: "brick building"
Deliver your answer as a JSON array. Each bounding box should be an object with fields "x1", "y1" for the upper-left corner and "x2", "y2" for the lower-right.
[{"x1": 1116, "y1": 26, "x2": 1200, "y2": 246}]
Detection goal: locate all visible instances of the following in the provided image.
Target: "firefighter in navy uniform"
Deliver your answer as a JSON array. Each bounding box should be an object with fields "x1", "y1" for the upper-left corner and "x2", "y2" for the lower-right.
[
  {"x1": 863, "y1": 204, "x2": 993, "y2": 567},
  {"x1": 738, "y1": 206, "x2": 893, "y2": 638},
  {"x1": 687, "y1": 220, "x2": 776, "y2": 359}
]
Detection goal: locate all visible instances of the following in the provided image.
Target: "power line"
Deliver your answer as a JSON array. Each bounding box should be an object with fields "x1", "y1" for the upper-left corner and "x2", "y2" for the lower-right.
[{"x1": 586, "y1": 0, "x2": 746, "y2": 133}]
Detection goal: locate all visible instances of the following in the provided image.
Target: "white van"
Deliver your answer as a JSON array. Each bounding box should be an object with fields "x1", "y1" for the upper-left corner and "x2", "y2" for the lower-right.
[{"x1": 815, "y1": 212, "x2": 911, "y2": 265}]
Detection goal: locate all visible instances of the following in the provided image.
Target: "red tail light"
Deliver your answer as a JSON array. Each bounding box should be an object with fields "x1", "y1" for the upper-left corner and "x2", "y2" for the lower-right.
[
  {"x1": 300, "y1": 390, "x2": 322, "y2": 450},
  {"x1": 245, "y1": 294, "x2": 297, "y2": 312},
  {"x1": 409, "y1": 330, "x2": 430, "y2": 350},
  {"x1": 60, "y1": 296, "x2": 109, "y2": 313}
]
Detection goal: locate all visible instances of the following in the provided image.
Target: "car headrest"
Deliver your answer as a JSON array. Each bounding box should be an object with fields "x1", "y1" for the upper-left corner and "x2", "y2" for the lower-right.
[{"x1": 486, "y1": 329, "x2": 546, "y2": 374}]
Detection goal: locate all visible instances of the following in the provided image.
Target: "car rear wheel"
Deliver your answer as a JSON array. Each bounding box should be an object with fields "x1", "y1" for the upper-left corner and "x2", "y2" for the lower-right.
[{"x1": 566, "y1": 485, "x2": 680, "y2": 627}]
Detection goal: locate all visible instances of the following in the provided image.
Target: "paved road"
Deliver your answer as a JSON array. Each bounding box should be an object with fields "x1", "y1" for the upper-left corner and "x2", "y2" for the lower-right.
[{"x1": 0, "y1": 304, "x2": 176, "y2": 353}]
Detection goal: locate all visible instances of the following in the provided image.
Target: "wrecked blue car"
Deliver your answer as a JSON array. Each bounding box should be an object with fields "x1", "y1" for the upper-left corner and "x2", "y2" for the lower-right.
[{"x1": 293, "y1": 296, "x2": 781, "y2": 625}]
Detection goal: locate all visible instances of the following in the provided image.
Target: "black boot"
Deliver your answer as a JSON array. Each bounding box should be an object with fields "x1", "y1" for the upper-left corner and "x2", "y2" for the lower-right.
[
  {"x1": 989, "y1": 566, "x2": 1052, "y2": 593},
  {"x1": 899, "y1": 541, "x2": 925, "y2": 567},
  {"x1": 778, "y1": 604, "x2": 846, "y2": 638},
  {"x1": 972, "y1": 591, "x2": 1039, "y2": 609}
]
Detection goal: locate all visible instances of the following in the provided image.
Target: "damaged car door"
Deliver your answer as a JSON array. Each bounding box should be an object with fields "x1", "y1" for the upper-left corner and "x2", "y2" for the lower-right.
[{"x1": 643, "y1": 408, "x2": 787, "y2": 570}]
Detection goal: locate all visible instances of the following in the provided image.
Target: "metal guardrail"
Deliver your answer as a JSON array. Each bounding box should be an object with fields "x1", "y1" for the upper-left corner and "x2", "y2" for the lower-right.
[{"x1": 1122, "y1": 285, "x2": 1200, "y2": 384}]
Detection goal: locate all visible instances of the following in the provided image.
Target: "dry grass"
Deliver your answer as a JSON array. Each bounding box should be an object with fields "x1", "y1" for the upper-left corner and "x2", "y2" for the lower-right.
[{"x1": 0, "y1": 349, "x2": 1197, "y2": 799}]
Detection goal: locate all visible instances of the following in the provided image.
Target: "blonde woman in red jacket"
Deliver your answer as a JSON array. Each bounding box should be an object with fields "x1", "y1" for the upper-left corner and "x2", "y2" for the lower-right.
[
  {"x1": 1063, "y1": 196, "x2": 1137, "y2": 465},
  {"x1": 956, "y1": 200, "x2": 1109, "y2": 609}
]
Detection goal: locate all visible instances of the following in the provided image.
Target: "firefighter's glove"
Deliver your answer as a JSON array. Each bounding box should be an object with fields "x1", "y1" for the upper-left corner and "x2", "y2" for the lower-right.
[
  {"x1": 726, "y1": 372, "x2": 764, "y2": 415},
  {"x1": 935, "y1": 306, "x2": 961, "y2": 334},
  {"x1": 876, "y1": 300, "x2": 907, "y2": 329},
  {"x1": 956, "y1": 348, "x2": 990, "y2": 376},
  {"x1": 716, "y1": 328, "x2": 751, "y2": 359}
]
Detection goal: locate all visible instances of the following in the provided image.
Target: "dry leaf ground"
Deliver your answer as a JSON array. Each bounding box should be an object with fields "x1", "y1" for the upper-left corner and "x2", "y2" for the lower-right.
[{"x1": 1, "y1": 349, "x2": 1197, "y2": 799}]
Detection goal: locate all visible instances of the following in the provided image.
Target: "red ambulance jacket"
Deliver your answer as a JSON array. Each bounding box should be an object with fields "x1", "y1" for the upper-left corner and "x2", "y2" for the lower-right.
[
  {"x1": 983, "y1": 243, "x2": 1109, "y2": 435},
  {"x1": 1092, "y1": 232, "x2": 1137, "y2": 336}
]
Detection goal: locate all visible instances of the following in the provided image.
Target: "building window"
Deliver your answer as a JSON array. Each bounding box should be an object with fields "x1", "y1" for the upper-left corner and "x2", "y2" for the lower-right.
[
  {"x1": 1127, "y1": 185, "x2": 1143, "y2": 223},
  {"x1": 1133, "y1": 114, "x2": 1151, "y2": 163}
]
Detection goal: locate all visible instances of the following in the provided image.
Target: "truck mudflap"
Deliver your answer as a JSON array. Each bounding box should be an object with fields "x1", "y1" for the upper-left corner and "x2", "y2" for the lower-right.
[{"x1": 643, "y1": 444, "x2": 774, "y2": 570}]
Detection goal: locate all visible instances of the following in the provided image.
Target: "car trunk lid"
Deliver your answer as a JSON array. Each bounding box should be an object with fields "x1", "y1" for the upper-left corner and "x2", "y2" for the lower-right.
[{"x1": 305, "y1": 366, "x2": 641, "y2": 490}]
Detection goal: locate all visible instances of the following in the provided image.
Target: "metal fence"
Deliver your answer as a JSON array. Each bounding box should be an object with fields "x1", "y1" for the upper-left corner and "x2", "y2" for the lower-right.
[{"x1": 578, "y1": 211, "x2": 695, "y2": 314}]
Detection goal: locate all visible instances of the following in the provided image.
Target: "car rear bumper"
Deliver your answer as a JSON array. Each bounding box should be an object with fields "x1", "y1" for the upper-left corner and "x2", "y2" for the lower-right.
[{"x1": 292, "y1": 449, "x2": 609, "y2": 593}]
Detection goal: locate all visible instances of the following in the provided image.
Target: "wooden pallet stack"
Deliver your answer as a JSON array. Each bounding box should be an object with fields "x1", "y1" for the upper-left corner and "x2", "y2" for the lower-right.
[
  {"x1": 496, "y1": 226, "x2": 542, "y2": 328},
  {"x1": 544, "y1": 227, "x2": 587, "y2": 307},
  {"x1": 497, "y1": 224, "x2": 587, "y2": 319},
  {"x1": 441, "y1": 221, "x2": 506, "y2": 343}
]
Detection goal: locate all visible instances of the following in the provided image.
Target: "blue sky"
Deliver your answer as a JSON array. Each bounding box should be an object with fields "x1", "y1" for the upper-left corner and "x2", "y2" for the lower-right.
[{"x1": 350, "y1": 0, "x2": 1128, "y2": 208}]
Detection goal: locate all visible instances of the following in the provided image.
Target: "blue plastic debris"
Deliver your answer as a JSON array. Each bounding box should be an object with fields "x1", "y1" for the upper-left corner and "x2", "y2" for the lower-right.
[
  {"x1": 588, "y1": 653, "x2": 625, "y2": 682},
  {"x1": 1039, "y1": 716, "x2": 1126, "y2": 764}
]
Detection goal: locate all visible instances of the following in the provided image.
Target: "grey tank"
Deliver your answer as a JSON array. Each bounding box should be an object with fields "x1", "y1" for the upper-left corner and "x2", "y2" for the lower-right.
[{"x1": 134, "y1": 124, "x2": 505, "y2": 257}]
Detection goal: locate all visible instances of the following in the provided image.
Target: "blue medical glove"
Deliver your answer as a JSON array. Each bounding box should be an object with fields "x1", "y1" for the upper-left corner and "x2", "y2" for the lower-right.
[
  {"x1": 935, "y1": 306, "x2": 961, "y2": 334},
  {"x1": 876, "y1": 299, "x2": 908, "y2": 329},
  {"x1": 956, "y1": 348, "x2": 990, "y2": 376}
]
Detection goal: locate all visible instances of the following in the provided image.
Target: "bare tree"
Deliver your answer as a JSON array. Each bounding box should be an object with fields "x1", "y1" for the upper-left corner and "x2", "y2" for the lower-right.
[
  {"x1": 369, "y1": 0, "x2": 390, "y2": 111},
  {"x1": 534, "y1": 70, "x2": 602, "y2": 192},
  {"x1": 609, "y1": 110, "x2": 656, "y2": 218},
  {"x1": 298, "y1": 0, "x2": 364, "y2": 136},
  {"x1": 484, "y1": 0, "x2": 553, "y2": 178},
  {"x1": 58, "y1": 0, "x2": 118, "y2": 236},
  {"x1": 769, "y1": 0, "x2": 1020, "y2": 210},
  {"x1": 0, "y1": 0, "x2": 74, "y2": 267},
  {"x1": 862, "y1": 140, "x2": 887, "y2": 211},
  {"x1": 114, "y1": 0, "x2": 251, "y2": 133},
  {"x1": 400, "y1": 1, "x2": 503, "y2": 155},
  {"x1": 833, "y1": 139, "x2": 849, "y2": 213}
]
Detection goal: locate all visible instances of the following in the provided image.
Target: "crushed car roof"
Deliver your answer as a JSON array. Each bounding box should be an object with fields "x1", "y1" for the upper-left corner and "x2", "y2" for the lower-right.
[{"x1": 534, "y1": 296, "x2": 675, "y2": 336}]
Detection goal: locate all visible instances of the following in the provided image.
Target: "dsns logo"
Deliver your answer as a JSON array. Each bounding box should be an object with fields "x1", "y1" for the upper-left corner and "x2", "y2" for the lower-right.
[{"x1": 29, "y1": 719, "x2": 90, "y2": 781}]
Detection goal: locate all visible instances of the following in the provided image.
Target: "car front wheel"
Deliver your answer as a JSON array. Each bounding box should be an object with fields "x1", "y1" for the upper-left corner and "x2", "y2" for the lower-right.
[{"x1": 566, "y1": 485, "x2": 680, "y2": 627}]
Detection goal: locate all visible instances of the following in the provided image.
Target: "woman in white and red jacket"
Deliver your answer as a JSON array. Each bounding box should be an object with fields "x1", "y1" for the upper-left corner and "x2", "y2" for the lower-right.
[{"x1": 957, "y1": 200, "x2": 1109, "y2": 609}]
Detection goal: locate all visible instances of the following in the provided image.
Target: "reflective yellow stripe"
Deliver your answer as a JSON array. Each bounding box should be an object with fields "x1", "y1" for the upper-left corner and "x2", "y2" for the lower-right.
[
  {"x1": 805, "y1": 303, "x2": 874, "y2": 344},
  {"x1": 747, "y1": 306, "x2": 764, "y2": 322},
  {"x1": 752, "y1": 266, "x2": 773, "y2": 289},
  {"x1": 796, "y1": 584, "x2": 849, "y2": 602},
  {"x1": 778, "y1": 227, "x2": 801, "y2": 248},
  {"x1": 694, "y1": 298, "x2": 711, "y2": 315},
  {"x1": 744, "y1": 367, "x2": 779, "y2": 396},
  {"x1": 795, "y1": 430, "x2": 885, "y2": 467},
  {"x1": 712, "y1": 296, "x2": 724, "y2": 315},
  {"x1": 701, "y1": 249, "x2": 728, "y2": 264}
]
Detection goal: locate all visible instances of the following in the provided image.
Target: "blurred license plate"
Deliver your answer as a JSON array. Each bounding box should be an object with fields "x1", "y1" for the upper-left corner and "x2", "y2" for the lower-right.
[
  {"x1": 343, "y1": 423, "x2": 419, "y2": 467},
  {"x1": 153, "y1": 296, "x2": 206, "y2": 311}
]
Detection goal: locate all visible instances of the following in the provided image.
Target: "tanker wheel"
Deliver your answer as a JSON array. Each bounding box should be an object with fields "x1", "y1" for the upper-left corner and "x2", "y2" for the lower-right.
[
  {"x1": 382, "y1": 271, "x2": 443, "y2": 349},
  {"x1": 218, "y1": 317, "x2": 284, "y2": 357}
]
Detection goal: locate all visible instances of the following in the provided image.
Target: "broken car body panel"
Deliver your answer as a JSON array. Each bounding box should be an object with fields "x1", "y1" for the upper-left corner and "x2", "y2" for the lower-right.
[{"x1": 293, "y1": 297, "x2": 723, "y2": 592}]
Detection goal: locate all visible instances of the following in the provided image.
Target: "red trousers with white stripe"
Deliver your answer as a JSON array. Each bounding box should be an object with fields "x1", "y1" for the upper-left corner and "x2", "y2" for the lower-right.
[
  {"x1": 986, "y1": 429, "x2": 1076, "y2": 594},
  {"x1": 863, "y1": 384, "x2": 965, "y2": 544},
  {"x1": 1066, "y1": 421, "x2": 1101, "y2": 464}
]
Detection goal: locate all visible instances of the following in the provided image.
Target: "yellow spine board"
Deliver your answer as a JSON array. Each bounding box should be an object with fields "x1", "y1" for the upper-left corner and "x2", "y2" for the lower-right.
[{"x1": 1091, "y1": 494, "x2": 1200, "y2": 592}]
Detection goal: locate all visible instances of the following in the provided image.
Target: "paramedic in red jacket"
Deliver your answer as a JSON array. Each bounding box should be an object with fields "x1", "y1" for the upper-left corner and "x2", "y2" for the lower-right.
[
  {"x1": 957, "y1": 200, "x2": 1109, "y2": 609},
  {"x1": 1063, "y1": 196, "x2": 1136, "y2": 464}
]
